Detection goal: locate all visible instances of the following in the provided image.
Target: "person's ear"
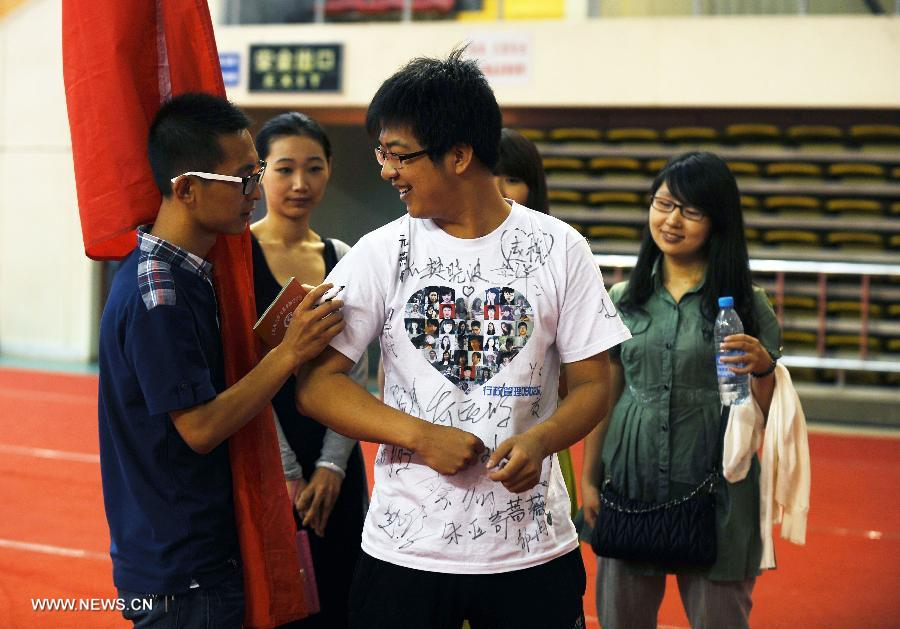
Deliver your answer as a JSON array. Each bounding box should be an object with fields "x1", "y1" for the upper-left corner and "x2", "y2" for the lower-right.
[
  {"x1": 172, "y1": 176, "x2": 196, "y2": 204},
  {"x1": 449, "y1": 144, "x2": 474, "y2": 175}
]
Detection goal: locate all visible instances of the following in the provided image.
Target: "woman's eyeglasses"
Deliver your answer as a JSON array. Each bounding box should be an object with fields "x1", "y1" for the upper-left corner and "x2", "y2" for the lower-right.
[{"x1": 649, "y1": 195, "x2": 706, "y2": 222}]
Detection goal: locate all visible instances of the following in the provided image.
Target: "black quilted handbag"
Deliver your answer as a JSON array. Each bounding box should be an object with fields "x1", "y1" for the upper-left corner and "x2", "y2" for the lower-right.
[
  {"x1": 590, "y1": 406, "x2": 728, "y2": 567},
  {"x1": 590, "y1": 473, "x2": 718, "y2": 566}
]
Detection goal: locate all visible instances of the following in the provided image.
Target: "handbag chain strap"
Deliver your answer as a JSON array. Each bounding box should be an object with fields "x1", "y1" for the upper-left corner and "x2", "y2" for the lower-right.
[{"x1": 599, "y1": 473, "x2": 717, "y2": 514}]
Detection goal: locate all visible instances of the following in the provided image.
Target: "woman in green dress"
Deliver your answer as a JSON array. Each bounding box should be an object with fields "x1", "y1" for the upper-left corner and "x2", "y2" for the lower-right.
[{"x1": 581, "y1": 152, "x2": 781, "y2": 629}]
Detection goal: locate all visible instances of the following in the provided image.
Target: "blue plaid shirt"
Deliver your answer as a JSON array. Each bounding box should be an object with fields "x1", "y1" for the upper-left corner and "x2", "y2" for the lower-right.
[{"x1": 137, "y1": 226, "x2": 214, "y2": 311}]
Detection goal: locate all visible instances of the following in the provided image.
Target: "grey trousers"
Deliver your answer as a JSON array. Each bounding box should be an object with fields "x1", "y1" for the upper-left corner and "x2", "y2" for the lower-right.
[{"x1": 596, "y1": 556, "x2": 755, "y2": 629}]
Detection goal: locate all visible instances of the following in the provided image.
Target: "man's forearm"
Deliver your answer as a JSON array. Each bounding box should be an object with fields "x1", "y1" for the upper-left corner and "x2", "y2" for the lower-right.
[
  {"x1": 528, "y1": 379, "x2": 609, "y2": 459},
  {"x1": 171, "y1": 345, "x2": 298, "y2": 453},
  {"x1": 297, "y1": 370, "x2": 425, "y2": 449}
]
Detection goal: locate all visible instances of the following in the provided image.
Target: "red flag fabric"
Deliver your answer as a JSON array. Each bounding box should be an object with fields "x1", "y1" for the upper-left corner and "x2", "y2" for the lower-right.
[{"x1": 62, "y1": 1, "x2": 306, "y2": 626}]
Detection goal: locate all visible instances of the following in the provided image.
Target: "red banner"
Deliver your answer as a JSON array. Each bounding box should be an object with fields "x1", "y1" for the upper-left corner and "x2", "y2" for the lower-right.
[{"x1": 62, "y1": 1, "x2": 306, "y2": 625}]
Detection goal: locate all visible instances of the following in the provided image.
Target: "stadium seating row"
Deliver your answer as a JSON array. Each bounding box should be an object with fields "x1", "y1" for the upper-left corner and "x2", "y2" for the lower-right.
[
  {"x1": 570, "y1": 220, "x2": 898, "y2": 251},
  {"x1": 542, "y1": 156, "x2": 900, "y2": 180},
  {"x1": 523, "y1": 124, "x2": 900, "y2": 146},
  {"x1": 550, "y1": 189, "x2": 900, "y2": 217}
]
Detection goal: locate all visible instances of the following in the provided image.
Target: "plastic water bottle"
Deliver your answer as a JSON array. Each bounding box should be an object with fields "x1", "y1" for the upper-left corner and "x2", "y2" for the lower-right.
[{"x1": 715, "y1": 296, "x2": 750, "y2": 406}]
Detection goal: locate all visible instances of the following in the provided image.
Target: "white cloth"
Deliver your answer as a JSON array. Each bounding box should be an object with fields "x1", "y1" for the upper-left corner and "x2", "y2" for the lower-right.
[
  {"x1": 722, "y1": 364, "x2": 810, "y2": 569},
  {"x1": 323, "y1": 202, "x2": 631, "y2": 574},
  {"x1": 722, "y1": 397, "x2": 764, "y2": 484}
]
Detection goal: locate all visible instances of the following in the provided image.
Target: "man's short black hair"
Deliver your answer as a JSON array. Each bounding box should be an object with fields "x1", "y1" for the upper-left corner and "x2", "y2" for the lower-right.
[
  {"x1": 365, "y1": 47, "x2": 502, "y2": 169},
  {"x1": 148, "y1": 92, "x2": 251, "y2": 197}
]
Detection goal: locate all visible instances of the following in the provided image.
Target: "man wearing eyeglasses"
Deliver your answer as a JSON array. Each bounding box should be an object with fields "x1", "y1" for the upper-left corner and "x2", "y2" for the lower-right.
[
  {"x1": 97, "y1": 93, "x2": 344, "y2": 628},
  {"x1": 295, "y1": 50, "x2": 630, "y2": 628}
]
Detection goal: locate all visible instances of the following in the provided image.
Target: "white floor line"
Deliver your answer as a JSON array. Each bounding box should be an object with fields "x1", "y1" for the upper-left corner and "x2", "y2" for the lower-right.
[
  {"x1": 0, "y1": 443, "x2": 99, "y2": 463},
  {"x1": 0, "y1": 538, "x2": 107, "y2": 561},
  {"x1": 810, "y1": 525, "x2": 897, "y2": 541}
]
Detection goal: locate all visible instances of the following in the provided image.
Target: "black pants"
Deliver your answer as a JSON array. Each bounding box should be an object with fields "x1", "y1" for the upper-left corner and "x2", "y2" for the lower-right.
[
  {"x1": 118, "y1": 568, "x2": 244, "y2": 629},
  {"x1": 348, "y1": 548, "x2": 586, "y2": 629}
]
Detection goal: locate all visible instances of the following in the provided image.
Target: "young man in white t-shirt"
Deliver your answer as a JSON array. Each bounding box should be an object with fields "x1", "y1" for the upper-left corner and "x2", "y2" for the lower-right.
[{"x1": 296, "y1": 49, "x2": 631, "y2": 628}]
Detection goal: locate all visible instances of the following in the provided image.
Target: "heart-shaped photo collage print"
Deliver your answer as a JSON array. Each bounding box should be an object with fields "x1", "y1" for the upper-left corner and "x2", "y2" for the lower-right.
[{"x1": 404, "y1": 286, "x2": 534, "y2": 392}]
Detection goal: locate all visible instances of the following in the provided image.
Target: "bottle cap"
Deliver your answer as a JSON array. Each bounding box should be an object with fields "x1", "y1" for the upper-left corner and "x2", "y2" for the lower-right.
[{"x1": 718, "y1": 296, "x2": 734, "y2": 308}]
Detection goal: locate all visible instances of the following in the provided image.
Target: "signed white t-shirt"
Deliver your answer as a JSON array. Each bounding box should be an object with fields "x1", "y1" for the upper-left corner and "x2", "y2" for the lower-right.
[{"x1": 325, "y1": 202, "x2": 631, "y2": 574}]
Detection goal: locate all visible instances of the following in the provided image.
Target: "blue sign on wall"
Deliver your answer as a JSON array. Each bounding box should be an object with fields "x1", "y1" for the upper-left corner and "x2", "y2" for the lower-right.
[{"x1": 219, "y1": 53, "x2": 240, "y2": 88}]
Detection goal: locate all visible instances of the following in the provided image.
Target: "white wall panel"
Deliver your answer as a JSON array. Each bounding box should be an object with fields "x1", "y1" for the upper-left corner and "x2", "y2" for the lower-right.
[{"x1": 0, "y1": 0, "x2": 95, "y2": 362}]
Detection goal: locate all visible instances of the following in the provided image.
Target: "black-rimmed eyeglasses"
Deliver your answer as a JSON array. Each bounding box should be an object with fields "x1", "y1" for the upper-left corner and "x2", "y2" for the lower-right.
[
  {"x1": 170, "y1": 160, "x2": 267, "y2": 196},
  {"x1": 374, "y1": 147, "x2": 428, "y2": 170},
  {"x1": 650, "y1": 195, "x2": 706, "y2": 222}
]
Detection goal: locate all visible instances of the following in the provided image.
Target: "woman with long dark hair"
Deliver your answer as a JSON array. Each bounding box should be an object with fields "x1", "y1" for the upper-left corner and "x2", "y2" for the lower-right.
[
  {"x1": 581, "y1": 152, "x2": 781, "y2": 629},
  {"x1": 250, "y1": 111, "x2": 368, "y2": 629}
]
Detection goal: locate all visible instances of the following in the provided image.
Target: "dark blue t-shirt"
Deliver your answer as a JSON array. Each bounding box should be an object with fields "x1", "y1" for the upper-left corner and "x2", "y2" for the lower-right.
[{"x1": 98, "y1": 243, "x2": 239, "y2": 594}]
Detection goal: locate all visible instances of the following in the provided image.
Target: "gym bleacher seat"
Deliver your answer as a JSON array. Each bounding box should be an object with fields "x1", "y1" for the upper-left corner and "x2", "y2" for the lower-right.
[
  {"x1": 786, "y1": 124, "x2": 844, "y2": 145},
  {"x1": 586, "y1": 225, "x2": 642, "y2": 242},
  {"x1": 778, "y1": 294, "x2": 818, "y2": 314},
  {"x1": 762, "y1": 229, "x2": 822, "y2": 248},
  {"x1": 849, "y1": 124, "x2": 900, "y2": 146},
  {"x1": 585, "y1": 191, "x2": 642, "y2": 207},
  {"x1": 605, "y1": 128, "x2": 659, "y2": 143},
  {"x1": 744, "y1": 227, "x2": 761, "y2": 244},
  {"x1": 825, "y1": 334, "x2": 881, "y2": 352},
  {"x1": 644, "y1": 158, "x2": 668, "y2": 175},
  {"x1": 724, "y1": 123, "x2": 781, "y2": 144},
  {"x1": 741, "y1": 195, "x2": 761, "y2": 212},
  {"x1": 547, "y1": 189, "x2": 583, "y2": 205},
  {"x1": 547, "y1": 128, "x2": 602, "y2": 142},
  {"x1": 588, "y1": 157, "x2": 642, "y2": 176},
  {"x1": 825, "y1": 300, "x2": 884, "y2": 318},
  {"x1": 825, "y1": 231, "x2": 886, "y2": 250},
  {"x1": 824, "y1": 198, "x2": 884, "y2": 215},
  {"x1": 782, "y1": 330, "x2": 817, "y2": 351},
  {"x1": 827, "y1": 163, "x2": 887, "y2": 180},
  {"x1": 662, "y1": 126, "x2": 718, "y2": 143},
  {"x1": 764, "y1": 195, "x2": 822, "y2": 213},
  {"x1": 765, "y1": 162, "x2": 823, "y2": 179},
  {"x1": 728, "y1": 161, "x2": 762, "y2": 177},
  {"x1": 515, "y1": 128, "x2": 546, "y2": 142},
  {"x1": 541, "y1": 156, "x2": 585, "y2": 174}
]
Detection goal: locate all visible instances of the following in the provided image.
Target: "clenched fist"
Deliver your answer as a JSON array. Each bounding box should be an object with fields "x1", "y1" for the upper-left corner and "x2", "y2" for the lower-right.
[{"x1": 415, "y1": 424, "x2": 485, "y2": 476}]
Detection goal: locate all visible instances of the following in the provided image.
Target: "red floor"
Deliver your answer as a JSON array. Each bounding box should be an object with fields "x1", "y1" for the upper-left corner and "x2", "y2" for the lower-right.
[{"x1": 1, "y1": 367, "x2": 898, "y2": 628}]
